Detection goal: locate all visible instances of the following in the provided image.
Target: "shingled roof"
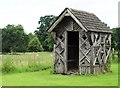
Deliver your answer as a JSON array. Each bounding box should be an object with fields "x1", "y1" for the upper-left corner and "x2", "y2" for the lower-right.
[{"x1": 47, "y1": 8, "x2": 111, "y2": 33}]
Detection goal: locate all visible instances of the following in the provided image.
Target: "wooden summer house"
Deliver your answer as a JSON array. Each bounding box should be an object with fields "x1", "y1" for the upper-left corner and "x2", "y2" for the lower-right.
[{"x1": 47, "y1": 8, "x2": 112, "y2": 75}]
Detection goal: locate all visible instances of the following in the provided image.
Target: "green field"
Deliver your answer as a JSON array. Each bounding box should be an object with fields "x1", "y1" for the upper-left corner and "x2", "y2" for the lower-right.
[
  {"x1": 1, "y1": 52, "x2": 118, "y2": 86},
  {"x1": 2, "y1": 52, "x2": 53, "y2": 73}
]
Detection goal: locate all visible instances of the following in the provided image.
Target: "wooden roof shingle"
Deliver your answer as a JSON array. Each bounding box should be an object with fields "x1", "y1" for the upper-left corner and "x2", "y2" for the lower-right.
[{"x1": 69, "y1": 8, "x2": 110, "y2": 32}]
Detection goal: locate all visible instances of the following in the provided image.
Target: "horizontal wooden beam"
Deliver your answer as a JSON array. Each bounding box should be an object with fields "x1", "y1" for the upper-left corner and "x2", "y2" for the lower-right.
[{"x1": 88, "y1": 29, "x2": 112, "y2": 33}]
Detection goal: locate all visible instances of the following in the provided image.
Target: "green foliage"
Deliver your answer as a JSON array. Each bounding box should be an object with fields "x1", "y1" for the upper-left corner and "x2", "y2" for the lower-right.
[
  {"x1": 111, "y1": 28, "x2": 117, "y2": 49},
  {"x1": 28, "y1": 36, "x2": 43, "y2": 52},
  {"x1": 111, "y1": 27, "x2": 120, "y2": 61},
  {"x1": 2, "y1": 59, "x2": 16, "y2": 73},
  {"x1": 44, "y1": 33, "x2": 53, "y2": 51},
  {"x1": 2, "y1": 24, "x2": 29, "y2": 52},
  {"x1": 116, "y1": 28, "x2": 120, "y2": 61},
  {"x1": 111, "y1": 28, "x2": 120, "y2": 49},
  {"x1": 28, "y1": 33, "x2": 36, "y2": 41},
  {"x1": 35, "y1": 15, "x2": 57, "y2": 51}
]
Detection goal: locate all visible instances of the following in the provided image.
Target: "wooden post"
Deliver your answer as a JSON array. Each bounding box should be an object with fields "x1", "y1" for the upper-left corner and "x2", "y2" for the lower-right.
[
  {"x1": 64, "y1": 31, "x2": 68, "y2": 73},
  {"x1": 53, "y1": 44, "x2": 56, "y2": 73},
  {"x1": 90, "y1": 32, "x2": 94, "y2": 74},
  {"x1": 79, "y1": 31, "x2": 82, "y2": 74}
]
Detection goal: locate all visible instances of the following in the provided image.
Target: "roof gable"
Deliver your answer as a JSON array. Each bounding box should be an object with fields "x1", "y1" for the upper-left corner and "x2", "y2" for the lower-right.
[
  {"x1": 47, "y1": 8, "x2": 112, "y2": 33},
  {"x1": 47, "y1": 8, "x2": 87, "y2": 32}
]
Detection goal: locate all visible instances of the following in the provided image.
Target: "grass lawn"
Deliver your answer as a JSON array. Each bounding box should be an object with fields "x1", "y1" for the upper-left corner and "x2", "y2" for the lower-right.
[
  {"x1": 1, "y1": 52, "x2": 118, "y2": 86},
  {"x1": 2, "y1": 63, "x2": 118, "y2": 86}
]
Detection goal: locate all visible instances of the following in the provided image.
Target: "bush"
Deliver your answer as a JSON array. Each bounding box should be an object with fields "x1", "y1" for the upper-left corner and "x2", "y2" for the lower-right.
[
  {"x1": 2, "y1": 59, "x2": 16, "y2": 73},
  {"x1": 2, "y1": 61, "x2": 52, "y2": 73}
]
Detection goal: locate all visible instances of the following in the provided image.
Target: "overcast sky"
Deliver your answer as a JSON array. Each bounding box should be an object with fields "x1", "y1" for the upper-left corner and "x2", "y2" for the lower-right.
[{"x1": 0, "y1": 0, "x2": 119, "y2": 33}]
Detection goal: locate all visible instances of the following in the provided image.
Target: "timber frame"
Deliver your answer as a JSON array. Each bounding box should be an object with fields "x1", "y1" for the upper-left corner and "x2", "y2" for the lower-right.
[{"x1": 47, "y1": 8, "x2": 112, "y2": 75}]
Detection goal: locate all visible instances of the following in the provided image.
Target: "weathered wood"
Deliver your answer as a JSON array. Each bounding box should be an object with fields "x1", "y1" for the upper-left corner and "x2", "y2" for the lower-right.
[
  {"x1": 51, "y1": 32, "x2": 56, "y2": 44},
  {"x1": 88, "y1": 29, "x2": 112, "y2": 33},
  {"x1": 54, "y1": 44, "x2": 56, "y2": 73},
  {"x1": 62, "y1": 17, "x2": 73, "y2": 31},
  {"x1": 90, "y1": 32, "x2": 94, "y2": 74},
  {"x1": 67, "y1": 9, "x2": 88, "y2": 32},
  {"x1": 104, "y1": 34, "x2": 111, "y2": 63},
  {"x1": 79, "y1": 32, "x2": 82, "y2": 74},
  {"x1": 48, "y1": 8, "x2": 111, "y2": 75},
  {"x1": 54, "y1": 31, "x2": 66, "y2": 73},
  {"x1": 64, "y1": 31, "x2": 67, "y2": 73}
]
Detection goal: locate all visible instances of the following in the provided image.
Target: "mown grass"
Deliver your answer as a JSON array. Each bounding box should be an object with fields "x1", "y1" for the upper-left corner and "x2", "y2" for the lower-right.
[
  {"x1": 1, "y1": 52, "x2": 119, "y2": 86},
  {"x1": 2, "y1": 63, "x2": 118, "y2": 86}
]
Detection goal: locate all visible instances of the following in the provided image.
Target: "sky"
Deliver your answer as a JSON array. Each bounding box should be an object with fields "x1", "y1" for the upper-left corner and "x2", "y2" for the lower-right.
[{"x1": 0, "y1": 0, "x2": 119, "y2": 33}]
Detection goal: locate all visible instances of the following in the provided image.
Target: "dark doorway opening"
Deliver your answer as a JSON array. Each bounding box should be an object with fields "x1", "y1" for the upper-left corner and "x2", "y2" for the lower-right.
[{"x1": 67, "y1": 31, "x2": 79, "y2": 71}]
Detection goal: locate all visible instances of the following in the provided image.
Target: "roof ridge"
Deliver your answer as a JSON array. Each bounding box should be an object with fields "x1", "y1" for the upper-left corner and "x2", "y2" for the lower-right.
[{"x1": 68, "y1": 8, "x2": 94, "y2": 15}]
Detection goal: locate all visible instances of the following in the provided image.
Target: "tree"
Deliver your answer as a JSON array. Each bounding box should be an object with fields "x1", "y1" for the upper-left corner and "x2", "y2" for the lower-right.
[
  {"x1": 2, "y1": 24, "x2": 29, "y2": 52},
  {"x1": 35, "y1": 15, "x2": 57, "y2": 51},
  {"x1": 111, "y1": 28, "x2": 120, "y2": 62},
  {"x1": 28, "y1": 36, "x2": 43, "y2": 52},
  {"x1": 116, "y1": 28, "x2": 120, "y2": 62},
  {"x1": 111, "y1": 28, "x2": 118, "y2": 49},
  {"x1": 28, "y1": 33, "x2": 35, "y2": 41}
]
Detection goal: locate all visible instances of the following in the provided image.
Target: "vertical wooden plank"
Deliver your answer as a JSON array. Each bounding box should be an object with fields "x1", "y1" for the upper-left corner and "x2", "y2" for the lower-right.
[
  {"x1": 103, "y1": 34, "x2": 107, "y2": 63},
  {"x1": 54, "y1": 44, "x2": 56, "y2": 73},
  {"x1": 90, "y1": 32, "x2": 94, "y2": 74},
  {"x1": 51, "y1": 32, "x2": 56, "y2": 44},
  {"x1": 64, "y1": 31, "x2": 68, "y2": 73},
  {"x1": 79, "y1": 31, "x2": 81, "y2": 74},
  {"x1": 71, "y1": 19, "x2": 73, "y2": 31},
  {"x1": 53, "y1": 32, "x2": 56, "y2": 73},
  {"x1": 109, "y1": 34, "x2": 111, "y2": 45},
  {"x1": 105, "y1": 34, "x2": 111, "y2": 71}
]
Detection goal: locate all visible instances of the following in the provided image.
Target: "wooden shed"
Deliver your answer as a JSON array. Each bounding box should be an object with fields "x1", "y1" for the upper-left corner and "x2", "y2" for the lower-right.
[{"x1": 47, "y1": 8, "x2": 112, "y2": 75}]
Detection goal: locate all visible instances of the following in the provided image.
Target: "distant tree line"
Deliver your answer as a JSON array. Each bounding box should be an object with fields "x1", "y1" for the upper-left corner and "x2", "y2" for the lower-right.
[
  {"x1": 2, "y1": 24, "x2": 29, "y2": 52},
  {"x1": 1, "y1": 15, "x2": 57, "y2": 53}
]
